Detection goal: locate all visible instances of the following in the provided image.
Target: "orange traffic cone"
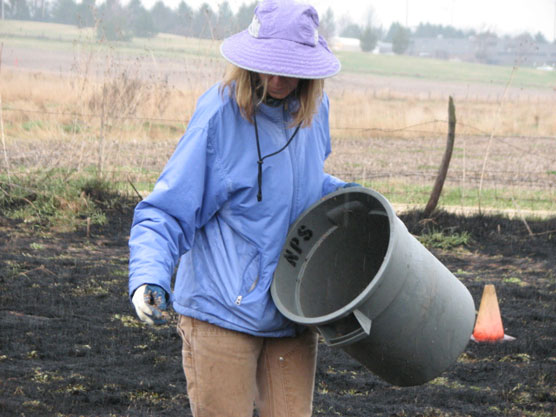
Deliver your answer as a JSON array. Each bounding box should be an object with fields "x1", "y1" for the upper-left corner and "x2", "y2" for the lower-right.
[{"x1": 471, "y1": 284, "x2": 515, "y2": 342}]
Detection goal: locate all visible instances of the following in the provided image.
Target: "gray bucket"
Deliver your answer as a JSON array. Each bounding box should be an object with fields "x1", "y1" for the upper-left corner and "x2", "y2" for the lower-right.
[{"x1": 271, "y1": 188, "x2": 475, "y2": 386}]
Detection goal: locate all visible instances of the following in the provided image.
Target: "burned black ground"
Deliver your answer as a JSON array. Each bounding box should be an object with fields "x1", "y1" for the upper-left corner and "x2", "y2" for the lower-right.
[{"x1": 1, "y1": 199, "x2": 555, "y2": 417}]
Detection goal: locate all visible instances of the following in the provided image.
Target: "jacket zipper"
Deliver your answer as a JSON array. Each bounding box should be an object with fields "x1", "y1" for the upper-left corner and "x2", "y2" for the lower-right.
[
  {"x1": 285, "y1": 111, "x2": 298, "y2": 222},
  {"x1": 234, "y1": 275, "x2": 259, "y2": 306}
]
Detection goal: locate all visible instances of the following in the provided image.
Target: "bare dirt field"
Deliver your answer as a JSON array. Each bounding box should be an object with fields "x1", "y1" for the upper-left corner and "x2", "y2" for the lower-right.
[
  {"x1": 0, "y1": 191, "x2": 555, "y2": 417},
  {"x1": 326, "y1": 135, "x2": 556, "y2": 187}
]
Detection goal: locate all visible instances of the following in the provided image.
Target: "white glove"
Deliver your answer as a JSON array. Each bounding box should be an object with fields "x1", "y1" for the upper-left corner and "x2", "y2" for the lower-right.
[{"x1": 132, "y1": 284, "x2": 169, "y2": 325}]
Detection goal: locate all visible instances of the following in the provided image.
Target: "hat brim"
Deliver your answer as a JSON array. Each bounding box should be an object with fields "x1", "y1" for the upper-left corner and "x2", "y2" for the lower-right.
[{"x1": 220, "y1": 30, "x2": 341, "y2": 79}]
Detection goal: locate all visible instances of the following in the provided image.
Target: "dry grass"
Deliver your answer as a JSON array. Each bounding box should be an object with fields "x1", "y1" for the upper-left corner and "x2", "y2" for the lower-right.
[
  {"x1": 1, "y1": 70, "x2": 194, "y2": 140},
  {"x1": 327, "y1": 89, "x2": 555, "y2": 139},
  {"x1": 3, "y1": 65, "x2": 554, "y2": 145}
]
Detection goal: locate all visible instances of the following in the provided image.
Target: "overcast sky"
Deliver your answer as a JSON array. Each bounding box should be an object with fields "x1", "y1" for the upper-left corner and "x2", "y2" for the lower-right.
[{"x1": 139, "y1": 0, "x2": 555, "y2": 41}]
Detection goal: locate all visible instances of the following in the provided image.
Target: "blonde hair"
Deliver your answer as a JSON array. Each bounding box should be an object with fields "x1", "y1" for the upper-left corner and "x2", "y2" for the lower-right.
[{"x1": 220, "y1": 65, "x2": 324, "y2": 128}]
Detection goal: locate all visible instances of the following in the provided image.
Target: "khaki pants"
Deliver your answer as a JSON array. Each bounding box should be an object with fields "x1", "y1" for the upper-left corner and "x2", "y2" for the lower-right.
[{"x1": 176, "y1": 315, "x2": 318, "y2": 417}]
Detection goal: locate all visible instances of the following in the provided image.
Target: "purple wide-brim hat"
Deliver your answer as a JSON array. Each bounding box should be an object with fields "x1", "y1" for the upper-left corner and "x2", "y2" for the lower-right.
[{"x1": 220, "y1": 0, "x2": 341, "y2": 79}]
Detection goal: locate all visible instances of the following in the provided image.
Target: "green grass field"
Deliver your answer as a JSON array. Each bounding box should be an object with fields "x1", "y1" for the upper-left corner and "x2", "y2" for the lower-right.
[
  {"x1": 366, "y1": 180, "x2": 556, "y2": 215},
  {"x1": 335, "y1": 51, "x2": 556, "y2": 89}
]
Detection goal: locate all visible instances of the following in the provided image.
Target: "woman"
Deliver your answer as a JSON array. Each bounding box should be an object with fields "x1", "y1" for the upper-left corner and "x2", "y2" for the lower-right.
[{"x1": 129, "y1": 1, "x2": 353, "y2": 415}]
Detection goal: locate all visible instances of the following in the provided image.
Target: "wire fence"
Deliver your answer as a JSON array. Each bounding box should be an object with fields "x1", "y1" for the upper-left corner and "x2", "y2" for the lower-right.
[
  {"x1": 1, "y1": 98, "x2": 555, "y2": 218},
  {"x1": 3, "y1": 105, "x2": 556, "y2": 143}
]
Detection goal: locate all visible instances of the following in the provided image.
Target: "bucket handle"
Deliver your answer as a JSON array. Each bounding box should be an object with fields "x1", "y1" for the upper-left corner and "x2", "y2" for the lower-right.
[{"x1": 317, "y1": 309, "x2": 372, "y2": 347}]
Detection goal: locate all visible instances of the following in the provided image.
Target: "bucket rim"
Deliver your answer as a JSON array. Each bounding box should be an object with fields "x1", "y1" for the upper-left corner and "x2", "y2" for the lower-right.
[{"x1": 271, "y1": 187, "x2": 400, "y2": 325}]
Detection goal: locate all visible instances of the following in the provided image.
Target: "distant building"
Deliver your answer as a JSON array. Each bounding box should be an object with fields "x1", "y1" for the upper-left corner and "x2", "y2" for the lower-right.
[
  {"x1": 407, "y1": 35, "x2": 556, "y2": 67},
  {"x1": 495, "y1": 37, "x2": 556, "y2": 67},
  {"x1": 331, "y1": 36, "x2": 361, "y2": 52},
  {"x1": 331, "y1": 33, "x2": 556, "y2": 67},
  {"x1": 375, "y1": 41, "x2": 393, "y2": 54},
  {"x1": 407, "y1": 37, "x2": 475, "y2": 61}
]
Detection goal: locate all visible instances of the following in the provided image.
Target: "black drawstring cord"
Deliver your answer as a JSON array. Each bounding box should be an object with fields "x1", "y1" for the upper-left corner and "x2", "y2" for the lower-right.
[{"x1": 251, "y1": 75, "x2": 302, "y2": 202}]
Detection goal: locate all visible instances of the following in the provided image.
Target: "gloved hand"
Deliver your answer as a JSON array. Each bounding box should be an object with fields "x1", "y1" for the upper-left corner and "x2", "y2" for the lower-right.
[{"x1": 132, "y1": 284, "x2": 169, "y2": 325}]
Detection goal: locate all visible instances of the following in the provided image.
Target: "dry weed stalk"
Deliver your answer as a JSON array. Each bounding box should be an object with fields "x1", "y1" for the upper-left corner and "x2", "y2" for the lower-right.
[
  {"x1": 477, "y1": 66, "x2": 517, "y2": 214},
  {"x1": 0, "y1": 95, "x2": 10, "y2": 182},
  {"x1": 0, "y1": 43, "x2": 11, "y2": 183},
  {"x1": 85, "y1": 52, "x2": 174, "y2": 176}
]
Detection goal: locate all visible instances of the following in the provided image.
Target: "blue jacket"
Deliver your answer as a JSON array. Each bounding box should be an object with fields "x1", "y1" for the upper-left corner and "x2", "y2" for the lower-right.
[{"x1": 128, "y1": 83, "x2": 345, "y2": 337}]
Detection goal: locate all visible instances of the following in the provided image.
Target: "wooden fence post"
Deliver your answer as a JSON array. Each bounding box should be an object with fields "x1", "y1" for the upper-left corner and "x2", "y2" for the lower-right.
[{"x1": 423, "y1": 96, "x2": 456, "y2": 218}]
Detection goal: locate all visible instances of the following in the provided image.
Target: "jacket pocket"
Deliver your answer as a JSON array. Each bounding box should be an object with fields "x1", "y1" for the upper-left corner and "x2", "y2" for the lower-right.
[{"x1": 234, "y1": 249, "x2": 260, "y2": 306}]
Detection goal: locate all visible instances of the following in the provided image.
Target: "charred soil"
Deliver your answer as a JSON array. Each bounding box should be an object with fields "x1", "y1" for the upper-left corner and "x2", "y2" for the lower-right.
[{"x1": 0, "y1": 198, "x2": 555, "y2": 417}]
